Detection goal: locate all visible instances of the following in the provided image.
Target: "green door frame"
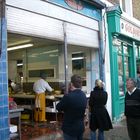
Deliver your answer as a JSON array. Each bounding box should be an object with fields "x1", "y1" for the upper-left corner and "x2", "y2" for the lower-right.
[{"x1": 107, "y1": 6, "x2": 122, "y2": 121}]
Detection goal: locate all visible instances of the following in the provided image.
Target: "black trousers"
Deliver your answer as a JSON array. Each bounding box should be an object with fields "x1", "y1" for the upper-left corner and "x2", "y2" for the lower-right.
[{"x1": 126, "y1": 117, "x2": 140, "y2": 140}]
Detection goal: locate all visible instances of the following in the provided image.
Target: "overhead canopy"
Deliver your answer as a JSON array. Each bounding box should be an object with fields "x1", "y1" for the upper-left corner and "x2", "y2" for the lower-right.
[{"x1": 82, "y1": 0, "x2": 106, "y2": 9}]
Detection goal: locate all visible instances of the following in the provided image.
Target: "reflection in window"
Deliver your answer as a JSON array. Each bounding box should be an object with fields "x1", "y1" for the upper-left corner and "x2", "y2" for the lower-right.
[
  {"x1": 124, "y1": 57, "x2": 129, "y2": 78},
  {"x1": 136, "y1": 46, "x2": 140, "y2": 73},
  {"x1": 118, "y1": 45, "x2": 122, "y2": 54},
  {"x1": 117, "y1": 43, "x2": 130, "y2": 96},
  {"x1": 136, "y1": 46, "x2": 140, "y2": 58},
  {"x1": 72, "y1": 52, "x2": 86, "y2": 86},
  {"x1": 72, "y1": 53, "x2": 84, "y2": 70},
  {"x1": 123, "y1": 45, "x2": 128, "y2": 55},
  {"x1": 118, "y1": 56, "x2": 124, "y2": 96}
]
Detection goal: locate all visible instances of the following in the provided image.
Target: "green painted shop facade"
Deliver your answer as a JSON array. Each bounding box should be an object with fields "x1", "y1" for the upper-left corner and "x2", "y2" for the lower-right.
[{"x1": 107, "y1": 6, "x2": 140, "y2": 121}]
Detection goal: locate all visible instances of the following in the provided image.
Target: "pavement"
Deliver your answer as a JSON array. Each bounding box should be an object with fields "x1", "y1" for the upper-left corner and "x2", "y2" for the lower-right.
[
  {"x1": 83, "y1": 118, "x2": 130, "y2": 140},
  {"x1": 104, "y1": 119, "x2": 130, "y2": 140},
  {"x1": 31, "y1": 118, "x2": 130, "y2": 140}
]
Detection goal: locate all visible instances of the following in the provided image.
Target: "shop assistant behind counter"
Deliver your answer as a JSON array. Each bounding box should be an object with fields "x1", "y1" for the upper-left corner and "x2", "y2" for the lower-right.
[{"x1": 33, "y1": 73, "x2": 53, "y2": 122}]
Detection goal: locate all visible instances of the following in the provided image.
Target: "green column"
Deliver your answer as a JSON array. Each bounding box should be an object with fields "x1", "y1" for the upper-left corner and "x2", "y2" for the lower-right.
[{"x1": 107, "y1": 6, "x2": 122, "y2": 120}]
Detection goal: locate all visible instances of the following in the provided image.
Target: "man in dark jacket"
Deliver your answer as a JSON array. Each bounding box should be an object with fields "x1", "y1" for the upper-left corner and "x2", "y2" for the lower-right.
[
  {"x1": 125, "y1": 78, "x2": 140, "y2": 140},
  {"x1": 56, "y1": 75, "x2": 87, "y2": 140}
]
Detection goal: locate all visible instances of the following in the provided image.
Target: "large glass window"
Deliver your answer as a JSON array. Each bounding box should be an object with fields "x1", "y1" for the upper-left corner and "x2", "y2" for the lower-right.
[
  {"x1": 136, "y1": 45, "x2": 140, "y2": 71},
  {"x1": 67, "y1": 45, "x2": 91, "y2": 91},
  {"x1": 8, "y1": 33, "x2": 92, "y2": 93},
  {"x1": 118, "y1": 55, "x2": 124, "y2": 95},
  {"x1": 117, "y1": 43, "x2": 130, "y2": 96},
  {"x1": 8, "y1": 33, "x2": 63, "y2": 92}
]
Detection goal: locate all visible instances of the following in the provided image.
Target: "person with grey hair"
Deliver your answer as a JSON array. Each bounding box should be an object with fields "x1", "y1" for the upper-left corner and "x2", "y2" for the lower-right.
[
  {"x1": 89, "y1": 79, "x2": 112, "y2": 140},
  {"x1": 33, "y1": 73, "x2": 53, "y2": 122},
  {"x1": 125, "y1": 78, "x2": 140, "y2": 140},
  {"x1": 56, "y1": 75, "x2": 87, "y2": 140}
]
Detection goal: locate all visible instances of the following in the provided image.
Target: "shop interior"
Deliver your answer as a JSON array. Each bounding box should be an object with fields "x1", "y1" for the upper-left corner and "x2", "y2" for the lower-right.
[
  {"x1": 8, "y1": 32, "x2": 91, "y2": 138},
  {"x1": 8, "y1": 33, "x2": 89, "y2": 94},
  {"x1": 8, "y1": 32, "x2": 92, "y2": 139}
]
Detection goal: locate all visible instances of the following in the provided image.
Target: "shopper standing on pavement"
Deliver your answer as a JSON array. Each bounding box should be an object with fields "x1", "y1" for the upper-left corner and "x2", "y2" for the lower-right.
[
  {"x1": 56, "y1": 74, "x2": 87, "y2": 140},
  {"x1": 89, "y1": 79, "x2": 112, "y2": 140},
  {"x1": 125, "y1": 78, "x2": 140, "y2": 140}
]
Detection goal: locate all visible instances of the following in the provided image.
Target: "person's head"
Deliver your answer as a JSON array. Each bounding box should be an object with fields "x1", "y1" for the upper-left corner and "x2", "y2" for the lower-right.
[
  {"x1": 40, "y1": 73, "x2": 47, "y2": 80},
  {"x1": 71, "y1": 74, "x2": 82, "y2": 89},
  {"x1": 95, "y1": 79, "x2": 104, "y2": 89},
  {"x1": 126, "y1": 78, "x2": 137, "y2": 92}
]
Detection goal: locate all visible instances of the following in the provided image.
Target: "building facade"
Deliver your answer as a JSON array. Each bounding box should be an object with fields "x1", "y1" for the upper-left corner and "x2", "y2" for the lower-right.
[
  {"x1": 106, "y1": 0, "x2": 140, "y2": 120},
  {"x1": 0, "y1": 0, "x2": 110, "y2": 139}
]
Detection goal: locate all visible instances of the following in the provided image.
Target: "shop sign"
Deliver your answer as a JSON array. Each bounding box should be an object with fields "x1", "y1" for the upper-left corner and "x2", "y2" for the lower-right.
[
  {"x1": 65, "y1": 0, "x2": 83, "y2": 10},
  {"x1": 120, "y1": 19, "x2": 140, "y2": 40}
]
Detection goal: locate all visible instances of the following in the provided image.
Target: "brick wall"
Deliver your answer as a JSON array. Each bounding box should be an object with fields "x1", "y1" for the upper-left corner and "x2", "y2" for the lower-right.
[
  {"x1": 107, "y1": 0, "x2": 119, "y2": 5},
  {"x1": 107, "y1": 0, "x2": 140, "y2": 21},
  {"x1": 132, "y1": 0, "x2": 140, "y2": 20}
]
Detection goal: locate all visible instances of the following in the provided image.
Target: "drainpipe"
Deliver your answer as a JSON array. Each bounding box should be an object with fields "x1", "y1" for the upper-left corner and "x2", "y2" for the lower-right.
[
  {"x1": 0, "y1": 0, "x2": 5, "y2": 58},
  {"x1": 99, "y1": 19, "x2": 105, "y2": 82},
  {"x1": 63, "y1": 22, "x2": 68, "y2": 94}
]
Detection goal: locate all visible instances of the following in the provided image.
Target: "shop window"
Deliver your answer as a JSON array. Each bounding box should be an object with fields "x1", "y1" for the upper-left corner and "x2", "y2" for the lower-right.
[
  {"x1": 118, "y1": 56, "x2": 124, "y2": 95},
  {"x1": 123, "y1": 45, "x2": 128, "y2": 55},
  {"x1": 117, "y1": 43, "x2": 130, "y2": 96},
  {"x1": 72, "y1": 53, "x2": 84, "y2": 70},
  {"x1": 124, "y1": 57, "x2": 129, "y2": 78},
  {"x1": 118, "y1": 45, "x2": 122, "y2": 54},
  {"x1": 72, "y1": 52, "x2": 86, "y2": 86},
  {"x1": 8, "y1": 33, "x2": 62, "y2": 92},
  {"x1": 136, "y1": 46, "x2": 140, "y2": 72}
]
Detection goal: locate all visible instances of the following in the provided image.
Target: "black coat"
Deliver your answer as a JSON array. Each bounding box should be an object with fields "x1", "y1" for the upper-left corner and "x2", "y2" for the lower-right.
[
  {"x1": 89, "y1": 87, "x2": 113, "y2": 131},
  {"x1": 56, "y1": 89, "x2": 87, "y2": 136}
]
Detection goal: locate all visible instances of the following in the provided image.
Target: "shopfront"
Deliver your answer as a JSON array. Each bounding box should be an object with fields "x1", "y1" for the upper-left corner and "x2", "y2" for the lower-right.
[
  {"x1": 0, "y1": 0, "x2": 106, "y2": 138},
  {"x1": 6, "y1": 0, "x2": 105, "y2": 95},
  {"x1": 107, "y1": 6, "x2": 140, "y2": 121}
]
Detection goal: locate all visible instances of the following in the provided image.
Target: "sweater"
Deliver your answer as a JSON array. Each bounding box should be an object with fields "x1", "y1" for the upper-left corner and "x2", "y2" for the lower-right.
[
  {"x1": 125, "y1": 88, "x2": 140, "y2": 118},
  {"x1": 56, "y1": 89, "x2": 87, "y2": 136}
]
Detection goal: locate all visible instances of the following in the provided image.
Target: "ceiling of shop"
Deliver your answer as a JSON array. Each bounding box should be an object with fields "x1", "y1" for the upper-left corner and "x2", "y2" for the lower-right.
[{"x1": 8, "y1": 33, "x2": 62, "y2": 48}]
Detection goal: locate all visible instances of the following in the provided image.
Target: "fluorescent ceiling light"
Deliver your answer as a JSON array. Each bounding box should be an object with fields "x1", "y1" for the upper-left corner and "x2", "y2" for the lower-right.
[
  {"x1": 72, "y1": 57, "x2": 84, "y2": 60},
  {"x1": 17, "y1": 63, "x2": 23, "y2": 66},
  {"x1": 7, "y1": 43, "x2": 33, "y2": 51}
]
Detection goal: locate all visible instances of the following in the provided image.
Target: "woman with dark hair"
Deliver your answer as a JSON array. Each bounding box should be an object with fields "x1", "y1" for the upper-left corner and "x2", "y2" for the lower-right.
[{"x1": 89, "y1": 79, "x2": 112, "y2": 140}]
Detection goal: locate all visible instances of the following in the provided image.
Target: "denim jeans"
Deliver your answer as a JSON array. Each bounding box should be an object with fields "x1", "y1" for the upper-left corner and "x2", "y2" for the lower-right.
[
  {"x1": 63, "y1": 133, "x2": 83, "y2": 140},
  {"x1": 90, "y1": 130, "x2": 104, "y2": 140}
]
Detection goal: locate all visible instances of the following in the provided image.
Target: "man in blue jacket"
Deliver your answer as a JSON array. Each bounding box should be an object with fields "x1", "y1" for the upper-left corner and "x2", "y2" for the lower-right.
[{"x1": 56, "y1": 75, "x2": 87, "y2": 140}]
